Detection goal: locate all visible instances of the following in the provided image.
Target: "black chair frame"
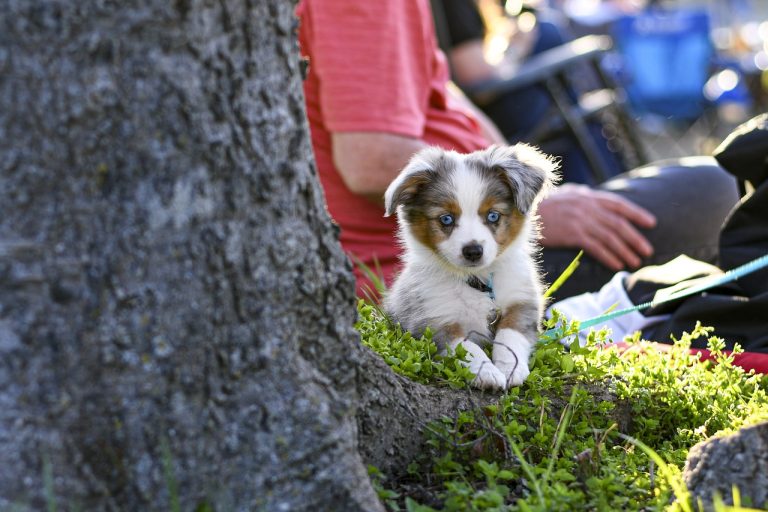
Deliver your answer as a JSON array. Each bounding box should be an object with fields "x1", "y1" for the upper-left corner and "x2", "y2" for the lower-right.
[{"x1": 430, "y1": 0, "x2": 647, "y2": 182}]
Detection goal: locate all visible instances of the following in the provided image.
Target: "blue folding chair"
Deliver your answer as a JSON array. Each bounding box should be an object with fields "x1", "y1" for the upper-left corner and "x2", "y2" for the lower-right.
[{"x1": 611, "y1": 8, "x2": 713, "y2": 120}]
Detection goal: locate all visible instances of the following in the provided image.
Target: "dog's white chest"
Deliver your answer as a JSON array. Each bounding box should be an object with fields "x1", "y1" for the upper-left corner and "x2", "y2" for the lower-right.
[{"x1": 424, "y1": 280, "x2": 499, "y2": 337}]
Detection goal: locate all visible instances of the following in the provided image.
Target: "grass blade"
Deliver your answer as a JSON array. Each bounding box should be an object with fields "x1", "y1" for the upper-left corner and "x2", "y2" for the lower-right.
[
  {"x1": 506, "y1": 436, "x2": 544, "y2": 505},
  {"x1": 161, "y1": 437, "x2": 181, "y2": 512},
  {"x1": 42, "y1": 453, "x2": 57, "y2": 512},
  {"x1": 544, "y1": 251, "x2": 583, "y2": 298}
]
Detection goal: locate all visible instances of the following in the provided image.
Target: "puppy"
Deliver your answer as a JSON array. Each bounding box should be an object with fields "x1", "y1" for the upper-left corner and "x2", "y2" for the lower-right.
[{"x1": 383, "y1": 144, "x2": 558, "y2": 390}]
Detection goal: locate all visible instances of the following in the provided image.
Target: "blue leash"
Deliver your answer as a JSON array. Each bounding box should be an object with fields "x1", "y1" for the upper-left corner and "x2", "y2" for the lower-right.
[{"x1": 540, "y1": 253, "x2": 768, "y2": 342}]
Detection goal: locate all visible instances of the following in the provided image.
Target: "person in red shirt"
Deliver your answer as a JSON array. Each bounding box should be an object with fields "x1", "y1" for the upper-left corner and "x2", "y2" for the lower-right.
[
  {"x1": 298, "y1": 0, "x2": 502, "y2": 296},
  {"x1": 297, "y1": 0, "x2": 738, "y2": 299}
]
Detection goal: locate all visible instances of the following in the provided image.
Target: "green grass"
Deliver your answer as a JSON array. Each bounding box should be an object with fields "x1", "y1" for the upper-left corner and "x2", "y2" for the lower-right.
[
  {"x1": 43, "y1": 453, "x2": 57, "y2": 512},
  {"x1": 357, "y1": 301, "x2": 768, "y2": 511},
  {"x1": 357, "y1": 302, "x2": 475, "y2": 389}
]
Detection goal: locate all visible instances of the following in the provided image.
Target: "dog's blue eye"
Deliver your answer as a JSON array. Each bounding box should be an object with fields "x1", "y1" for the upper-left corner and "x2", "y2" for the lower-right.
[
  {"x1": 439, "y1": 214, "x2": 454, "y2": 226},
  {"x1": 487, "y1": 211, "x2": 500, "y2": 223}
]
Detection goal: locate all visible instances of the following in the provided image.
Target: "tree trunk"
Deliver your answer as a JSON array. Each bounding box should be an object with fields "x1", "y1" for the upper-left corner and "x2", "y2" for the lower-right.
[
  {"x1": 0, "y1": 0, "x2": 386, "y2": 509},
  {"x1": 683, "y1": 421, "x2": 768, "y2": 510}
]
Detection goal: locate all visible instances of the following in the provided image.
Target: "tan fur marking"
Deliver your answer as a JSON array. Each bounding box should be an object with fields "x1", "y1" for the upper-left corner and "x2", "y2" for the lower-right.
[
  {"x1": 497, "y1": 302, "x2": 540, "y2": 342},
  {"x1": 479, "y1": 195, "x2": 504, "y2": 214},
  {"x1": 408, "y1": 213, "x2": 438, "y2": 251},
  {"x1": 431, "y1": 322, "x2": 467, "y2": 352},
  {"x1": 498, "y1": 304, "x2": 523, "y2": 331},
  {"x1": 386, "y1": 172, "x2": 433, "y2": 216},
  {"x1": 407, "y1": 199, "x2": 460, "y2": 251},
  {"x1": 442, "y1": 323, "x2": 465, "y2": 339},
  {"x1": 495, "y1": 209, "x2": 526, "y2": 253}
]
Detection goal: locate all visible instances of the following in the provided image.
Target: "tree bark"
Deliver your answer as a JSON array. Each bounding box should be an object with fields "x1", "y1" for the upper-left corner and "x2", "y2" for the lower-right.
[
  {"x1": 0, "y1": 0, "x2": 383, "y2": 509},
  {"x1": 683, "y1": 421, "x2": 768, "y2": 510}
]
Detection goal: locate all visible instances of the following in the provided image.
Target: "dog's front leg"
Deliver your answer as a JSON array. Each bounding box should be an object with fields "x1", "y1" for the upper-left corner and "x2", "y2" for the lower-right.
[
  {"x1": 436, "y1": 324, "x2": 506, "y2": 391},
  {"x1": 492, "y1": 302, "x2": 540, "y2": 388},
  {"x1": 449, "y1": 337, "x2": 507, "y2": 390}
]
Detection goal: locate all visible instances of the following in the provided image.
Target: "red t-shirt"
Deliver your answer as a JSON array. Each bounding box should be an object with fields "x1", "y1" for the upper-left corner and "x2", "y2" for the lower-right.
[{"x1": 297, "y1": 0, "x2": 490, "y2": 295}]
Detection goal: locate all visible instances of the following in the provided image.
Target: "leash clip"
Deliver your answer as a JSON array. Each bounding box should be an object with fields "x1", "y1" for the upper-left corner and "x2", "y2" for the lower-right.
[{"x1": 487, "y1": 305, "x2": 502, "y2": 337}]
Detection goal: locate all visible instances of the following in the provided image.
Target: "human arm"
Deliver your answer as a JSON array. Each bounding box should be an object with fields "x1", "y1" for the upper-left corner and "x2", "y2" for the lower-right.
[
  {"x1": 538, "y1": 183, "x2": 657, "y2": 270},
  {"x1": 330, "y1": 84, "x2": 504, "y2": 205},
  {"x1": 330, "y1": 87, "x2": 502, "y2": 206},
  {"x1": 332, "y1": 132, "x2": 428, "y2": 204}
]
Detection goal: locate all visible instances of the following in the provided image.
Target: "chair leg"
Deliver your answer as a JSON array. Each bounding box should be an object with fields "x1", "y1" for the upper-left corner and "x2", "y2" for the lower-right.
[
  {"x1": 545, "y1": 76, "x2": 612, "y2": 183},
  {"x1": 590, "y1": 59, "x2": 648, "y2": 168}
]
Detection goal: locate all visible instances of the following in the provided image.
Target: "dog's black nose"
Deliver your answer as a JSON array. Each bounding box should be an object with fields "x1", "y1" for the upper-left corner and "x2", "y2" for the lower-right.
[{"x1": 462, "y1": 243, "x2": 483, "y2": 262}]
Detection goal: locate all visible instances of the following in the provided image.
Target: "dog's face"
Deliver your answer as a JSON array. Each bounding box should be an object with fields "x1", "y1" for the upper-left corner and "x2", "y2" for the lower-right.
[{"x1": 384, "y1": 144, "x2": 558, "y2": 271}]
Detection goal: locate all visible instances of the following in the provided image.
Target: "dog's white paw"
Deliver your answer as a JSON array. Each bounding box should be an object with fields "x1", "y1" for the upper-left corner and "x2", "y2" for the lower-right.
[
  {"x1": 495, "y1": 359, "x2": 530, "y2": 388},
  {"x1": 449, "y1": 338, "x2": 506, "y2": 391},
  {"x1": 493, "y1": 329, "x2": 534, "y2": 389},
  {"x1": 471, "y1": 360, "x2": 507, "y2": 391}
]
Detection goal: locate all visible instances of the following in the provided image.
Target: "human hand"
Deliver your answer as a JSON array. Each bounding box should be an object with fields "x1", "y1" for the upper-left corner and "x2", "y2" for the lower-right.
[{"x1": 538, "y1": 184, "x2": 657, "y2": 270}]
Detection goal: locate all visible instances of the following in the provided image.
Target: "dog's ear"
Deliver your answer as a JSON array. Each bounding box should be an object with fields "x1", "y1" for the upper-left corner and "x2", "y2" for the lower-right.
[
  {"x1": 384, "y1": 147, "x2": 444, "y2": 217},
  {"x1": 483, "y1": 144, "x2": 560, "y2": 214}
]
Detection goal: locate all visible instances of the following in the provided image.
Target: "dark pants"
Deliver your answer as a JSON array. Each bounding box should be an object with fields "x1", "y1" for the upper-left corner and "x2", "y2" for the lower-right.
[{"x1": 541, "y1": 158, "x2": 741, "y2": 300}]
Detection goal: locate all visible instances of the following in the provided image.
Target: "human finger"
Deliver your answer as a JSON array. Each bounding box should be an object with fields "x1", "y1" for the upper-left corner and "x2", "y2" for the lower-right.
[
  {"x1": 594, "y1": 191, "x2": 657, "y2": 229},
  {"x1": 580, "y1": 234, "x2": 625, "y2": 271},
  {"x1": 588, "y1": 217, "x2": 644, "y2": 269},
  {"x1": 597, "y1": 210, "x2": 655, "y2": 261}
]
